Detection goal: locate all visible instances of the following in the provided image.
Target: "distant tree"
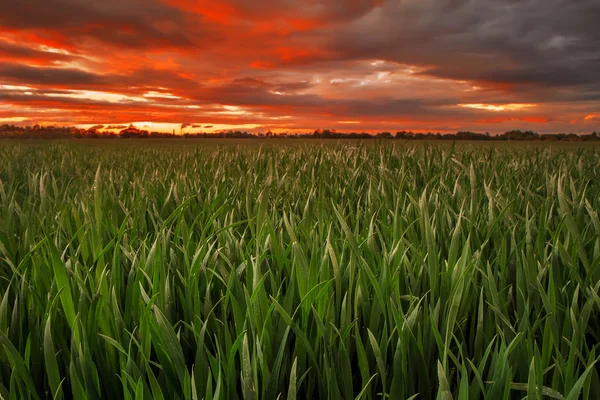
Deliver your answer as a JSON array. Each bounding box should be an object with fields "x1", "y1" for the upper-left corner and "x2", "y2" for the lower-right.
[
  {"x1": 456, "y1": 131, "x2": 480, "y2": 140},
  {"x1": 119, "y1": 125, "x2": 149, "y2": 138},
  {"x1": 500, "y1": 130, "x2": 539, "y2": 141},
  {"x1": 395, "y1": 130, "x2": 411, "y2": 139}
]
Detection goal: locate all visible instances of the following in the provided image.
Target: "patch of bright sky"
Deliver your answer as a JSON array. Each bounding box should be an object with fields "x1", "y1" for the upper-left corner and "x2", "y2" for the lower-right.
[
  {"x1": 39, "y1": 45, "x2": 71, "y2": 55},
  {"x1": 542, "y1": 35, "x2": 579, "y2": 50},
  {"x1": 458, "y1": 103, "x2": 537, "y2": 112},
  {"x1": 212, "y1": 105, "x2": 252, "y2": 116},
  {"x1": 45, "y1": 90, "x2": 148, "y2": 103},
  {"x1": 143, "y1": 91, "x2": 182, "y2": 99},
  {"x1": 78, "y1": 122, "x2": 261, "y2": 133},
  {"x1": 0, "y1": 84, "x2": 35, "y2": 91},
  {"x1": 0, "y1": 117, "x2": 29, "y2": 122}
]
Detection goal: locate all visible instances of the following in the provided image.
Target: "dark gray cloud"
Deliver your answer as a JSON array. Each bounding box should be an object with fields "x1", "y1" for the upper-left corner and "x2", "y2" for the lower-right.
[
  {"x1": 273, "y1": 81, "x2": 314, "y2": 94},
  {"x1": 330, "y1": 0, "x2": 600, "y2": 93},
  {"x1": 0, "y1": 63, "x2": 103, "y2": 86},
  {"x1": 0, "y1": 40, "x2": 70, "y2": 61},
  {"x1": 0, "y1": 62, "x2": 203, "y2": 97},
  {"x1": 0, "y1": 0, "x2": 218, "y2": 49}
]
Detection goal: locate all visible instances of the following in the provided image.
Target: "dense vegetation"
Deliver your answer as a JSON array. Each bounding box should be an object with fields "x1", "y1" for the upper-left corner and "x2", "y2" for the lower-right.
[
  {"x1": 1, "y1": 123, "x2": 599, "y2": 141},
  {"x1": 0, "y1": 141, "x2": 599, "y2": 399}
]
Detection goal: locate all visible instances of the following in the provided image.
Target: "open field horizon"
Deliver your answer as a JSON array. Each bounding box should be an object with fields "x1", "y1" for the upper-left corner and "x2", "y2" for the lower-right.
[{"x1": 4, "y1": 137, "x2": 600, "y2": 146}]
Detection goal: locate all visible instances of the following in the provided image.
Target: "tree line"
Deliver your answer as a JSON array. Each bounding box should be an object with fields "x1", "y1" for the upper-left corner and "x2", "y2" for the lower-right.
[{"x1": 1, "y1": 124, "x2": 599, "y2": 141}]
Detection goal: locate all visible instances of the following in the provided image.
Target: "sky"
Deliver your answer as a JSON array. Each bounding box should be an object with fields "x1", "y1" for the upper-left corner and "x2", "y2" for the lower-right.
[{"x1": 0, "y1": 0, "x2": 599, "y2": 134}]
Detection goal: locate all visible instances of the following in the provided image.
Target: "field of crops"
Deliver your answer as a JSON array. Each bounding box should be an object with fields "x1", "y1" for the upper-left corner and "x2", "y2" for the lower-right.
[{"x1": 0, "y1": 140, "x2": 599, "y2": 399}]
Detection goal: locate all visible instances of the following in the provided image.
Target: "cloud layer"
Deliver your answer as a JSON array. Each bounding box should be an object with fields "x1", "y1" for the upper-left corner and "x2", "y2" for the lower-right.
[{"x1": 1, "y1": 0, "x2": 599, "y2": 132}]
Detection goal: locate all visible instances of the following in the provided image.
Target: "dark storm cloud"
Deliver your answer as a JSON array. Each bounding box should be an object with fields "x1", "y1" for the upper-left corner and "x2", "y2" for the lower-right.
[
  {"x1": 423, "y1": 64, "x2": 599, "y2": 87},
  {"x1": 0, "y1": 39, "x2": 76, "y2": 64},
  {"x1": 0, "y1": 0, "x2": 216, "y2": 49},
  {"x1": 273, "y1": 81, "x2": 314, "y2": 94},
  {"x1": 339, "y1": 97, "x2": 456, "y2": 117},
  {"x1": 0, "y1": 40, "x2": 45, "y2": 58},
  {"x1": 0, "y1": 90, "x2": 144, "y2": 109},
  {"x1": 0, "y1": 62, "x2": 202, "y2": 95},
  {"x1": 0, "y1": 63, "x2": 102, "y2": 85},
  {"x1": 330, "y1": 0, "x2": 600, "y2": 92}
]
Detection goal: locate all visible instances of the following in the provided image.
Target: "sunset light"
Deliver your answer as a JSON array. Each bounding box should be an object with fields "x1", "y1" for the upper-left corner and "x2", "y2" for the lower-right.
[
  {"x1": 458, "y1": 104, "x2": 537, "y2": 112},
  {"x1": 0, "y1": 0, "x2": 598, "y2": 133}
]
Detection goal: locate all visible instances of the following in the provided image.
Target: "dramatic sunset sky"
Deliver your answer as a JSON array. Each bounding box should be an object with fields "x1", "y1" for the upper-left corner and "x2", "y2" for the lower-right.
[{"x1": 1, "y1": 0, "x2": 599, "y2": 133}]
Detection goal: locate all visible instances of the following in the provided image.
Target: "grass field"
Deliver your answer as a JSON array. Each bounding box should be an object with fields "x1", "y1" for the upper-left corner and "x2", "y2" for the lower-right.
[{"x1": 0, "y1": 140, "x2": 599, "y2": 399}]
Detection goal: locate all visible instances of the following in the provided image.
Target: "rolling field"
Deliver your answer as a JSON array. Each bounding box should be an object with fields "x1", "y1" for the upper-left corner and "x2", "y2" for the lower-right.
[{"x1": 0, "y1": 140, "x2": 599, "y2": 399}]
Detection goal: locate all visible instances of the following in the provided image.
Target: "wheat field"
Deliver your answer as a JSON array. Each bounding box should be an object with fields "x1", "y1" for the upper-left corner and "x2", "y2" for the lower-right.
[{"x1": 0, "y1": 140, "x2": 599, "y2": 399}]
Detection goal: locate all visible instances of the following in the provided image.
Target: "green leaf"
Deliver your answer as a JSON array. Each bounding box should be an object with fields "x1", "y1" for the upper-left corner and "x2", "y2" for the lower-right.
[
  {"x1": 43, "y1": 316, "x2": 63, "y2": 400},
  {"x1": 437, "y1": 361, "x2": 453, "y2": 400},
  {"x1": 287, "y1": 357, "x2": 297, "y2": 400}
]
